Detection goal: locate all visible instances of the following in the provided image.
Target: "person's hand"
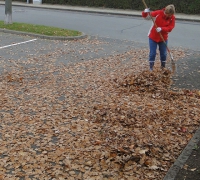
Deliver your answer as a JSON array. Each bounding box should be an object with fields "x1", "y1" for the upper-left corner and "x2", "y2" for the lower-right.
[
  {"x1": 156, "y1": 27, "x2": 162, "y2": 32},
  {"x1": 144, "y1": 8, "x2": 150, "y2": 13}
]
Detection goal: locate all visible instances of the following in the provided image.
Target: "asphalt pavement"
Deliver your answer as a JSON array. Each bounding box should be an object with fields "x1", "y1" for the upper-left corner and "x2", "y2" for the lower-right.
[
  {"x1": 0, "y1": 2, "x2": 200, "y2": 180},
  {"x1": 0, "y1": 1, "x2": 200, "y2": 23}
]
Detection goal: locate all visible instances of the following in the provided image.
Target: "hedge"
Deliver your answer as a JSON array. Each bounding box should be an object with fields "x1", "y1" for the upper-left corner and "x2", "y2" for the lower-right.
[{"x1": 13, "y1": 0, "x2": 200, "y2": 14}]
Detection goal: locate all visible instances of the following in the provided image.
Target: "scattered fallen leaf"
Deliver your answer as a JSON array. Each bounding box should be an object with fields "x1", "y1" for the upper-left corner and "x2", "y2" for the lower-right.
[
  {"x1": 0, "y1": 38, "x2": 198, "y2": 180},
  {"x1": 190, "y1": 168, "x2": 197, "y2": 171}
]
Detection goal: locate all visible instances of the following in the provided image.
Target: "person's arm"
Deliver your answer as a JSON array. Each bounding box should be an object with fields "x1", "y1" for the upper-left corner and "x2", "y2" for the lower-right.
[
  {"x1": 142, "y1": 8, "x2": 150, "y2": 18},
  {"x1": 142, "y1": 9, "x2": 162, "y2": 20},
  {"x1": 161, "y1": 17, "x2": 175, "y2": 32},
  {"x1": 150, "y1": 10, "x2": 162, "y2": 17}
]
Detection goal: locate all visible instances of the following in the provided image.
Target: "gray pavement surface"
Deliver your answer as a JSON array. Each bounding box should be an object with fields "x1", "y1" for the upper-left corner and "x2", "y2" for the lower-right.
[
  {"x1": 1, "y1": 2, "x2": 200, "y2": 51},
  {"x1": 1, "y1": 1, "x2": 200, "y2": 22},
  {"x1": 0, "y1": 2, "x2": 200, "y2": 180}
]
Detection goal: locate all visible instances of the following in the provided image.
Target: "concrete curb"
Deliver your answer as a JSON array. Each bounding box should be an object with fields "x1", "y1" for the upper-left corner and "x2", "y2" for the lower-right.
[
  {"x1": 0, "y1": 28, "x2": 88, "y2": 40},
  {"x1": 12, "y1": 4, "x2": 142, "y2": 17},
  {"x1": 163, "y1": 126, "x2": 200, "y2": 180}
]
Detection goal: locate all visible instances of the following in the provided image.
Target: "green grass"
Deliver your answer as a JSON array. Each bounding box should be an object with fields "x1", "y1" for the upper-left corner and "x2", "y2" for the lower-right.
[{"x1": 0, "y1": 21, "x2": 81, "y2": 36}]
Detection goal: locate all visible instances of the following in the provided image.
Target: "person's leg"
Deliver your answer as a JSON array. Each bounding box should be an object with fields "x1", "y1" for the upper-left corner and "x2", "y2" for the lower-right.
[
  {"x1": 159, "y1": 40, "x2": 168, "y2": 68},
  {"x1": 149, "y1": 38, "x2": 157, "y2": 71}
]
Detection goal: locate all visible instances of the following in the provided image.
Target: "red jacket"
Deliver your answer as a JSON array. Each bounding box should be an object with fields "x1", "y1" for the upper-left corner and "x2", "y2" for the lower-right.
[{"x1": 142, "y1": 8, "x2": 175, "y2": 42}]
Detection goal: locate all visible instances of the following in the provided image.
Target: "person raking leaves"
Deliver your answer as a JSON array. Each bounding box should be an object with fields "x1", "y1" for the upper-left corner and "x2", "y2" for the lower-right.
[{"x1": 142, "y1": 4, "x2": 175, "y2": 71}]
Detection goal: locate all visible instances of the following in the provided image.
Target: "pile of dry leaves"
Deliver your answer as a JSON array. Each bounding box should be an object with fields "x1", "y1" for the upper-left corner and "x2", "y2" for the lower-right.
[{"x1": 0, "y1": 41, "x2": 200, "y2": 180}]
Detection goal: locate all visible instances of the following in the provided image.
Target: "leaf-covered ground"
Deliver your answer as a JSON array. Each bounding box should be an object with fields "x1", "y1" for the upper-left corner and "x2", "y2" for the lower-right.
[{"x1": 0, "y1": 38, "x2": 200, "y2": 180}]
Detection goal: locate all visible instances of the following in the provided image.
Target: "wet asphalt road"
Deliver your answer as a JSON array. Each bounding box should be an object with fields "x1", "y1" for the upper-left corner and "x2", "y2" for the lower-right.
[
  {"x1": 172, "y1": 51, "x2": 200, "y2": 90},
  {"x1": 0, "y1": 5, "x2": 200, "y2": 51}
]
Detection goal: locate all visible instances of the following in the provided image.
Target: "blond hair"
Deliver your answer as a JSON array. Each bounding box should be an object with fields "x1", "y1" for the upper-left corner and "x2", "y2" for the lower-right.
[{"x1": 165, "y1": 4, "x2": 175, "y2": 15}]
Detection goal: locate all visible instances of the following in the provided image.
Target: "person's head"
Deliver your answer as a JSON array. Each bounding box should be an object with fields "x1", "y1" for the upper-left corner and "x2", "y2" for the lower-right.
[{"x1": 164, "y1": 4, "x2": 175, "y2": 17}]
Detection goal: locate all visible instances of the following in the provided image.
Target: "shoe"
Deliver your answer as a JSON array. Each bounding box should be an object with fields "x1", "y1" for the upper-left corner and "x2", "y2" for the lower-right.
[
  {"x1": 149, "y1": 62, "x2": 154, "y2": 71},
  {"x1": 161, "y1": 61, "x2": 166, "y2": 69}
]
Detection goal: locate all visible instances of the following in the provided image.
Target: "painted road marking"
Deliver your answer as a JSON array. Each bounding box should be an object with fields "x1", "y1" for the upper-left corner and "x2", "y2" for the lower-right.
[{"x1": 0, "y1": 39, "x2": 37, "y2": 49}]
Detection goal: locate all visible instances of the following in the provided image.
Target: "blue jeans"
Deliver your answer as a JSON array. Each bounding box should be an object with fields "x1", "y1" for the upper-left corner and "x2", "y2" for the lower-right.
[{"x1": 149, "y1": 38, "x2": 168, "y2": 70}]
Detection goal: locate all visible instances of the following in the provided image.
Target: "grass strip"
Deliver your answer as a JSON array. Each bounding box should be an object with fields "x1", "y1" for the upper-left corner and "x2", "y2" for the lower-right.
[{"x1": 0, "y1": 21, "x2": 81, "y2": 36}]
